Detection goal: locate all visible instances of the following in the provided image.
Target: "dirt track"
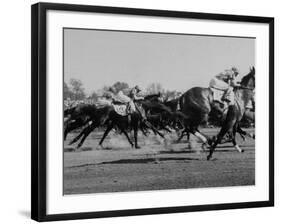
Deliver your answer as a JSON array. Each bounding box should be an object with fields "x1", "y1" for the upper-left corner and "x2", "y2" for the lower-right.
[{"x1": 63, "y1": 128, "x2": 255, "y2": 195}]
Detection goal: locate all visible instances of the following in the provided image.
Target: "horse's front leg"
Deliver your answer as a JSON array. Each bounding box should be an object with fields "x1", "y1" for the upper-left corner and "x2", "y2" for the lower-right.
[
  {"x1": 133, "y1": 121, "x2": 140, "y2": 149},
  {"x1": 176, "y1": 128, "x2": 187, "y2": 142},
  {"x1": 232, "y1": 123, "x2": 244, "y2": 153},
  {"x1": 98, "y1": 122, "x2": 114, "y2": 148},
  {"x1": 207, "y1": 127, "x2": 228, "y2": 160},
  {"x1": 118, "y1": 125, "x2": 134, "y2": 148}
]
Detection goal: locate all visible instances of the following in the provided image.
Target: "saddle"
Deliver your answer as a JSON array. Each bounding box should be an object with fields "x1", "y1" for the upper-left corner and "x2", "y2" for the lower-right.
[{"x1": 112, "y1": 101, "x2": 130, "y2": 116}]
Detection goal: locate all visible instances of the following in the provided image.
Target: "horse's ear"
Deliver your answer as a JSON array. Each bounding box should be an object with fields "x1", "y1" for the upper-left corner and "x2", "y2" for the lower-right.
[{"x1": 252, "y1": 66, "x2": 255, "y2": 74}]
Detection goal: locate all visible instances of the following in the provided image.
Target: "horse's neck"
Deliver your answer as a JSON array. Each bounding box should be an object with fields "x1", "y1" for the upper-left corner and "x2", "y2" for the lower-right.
[
  {"x1": 145, "y1": 94, "x2": 159, "y2": 100},
  {"x1": 234, "y1": 89, "x2": 252, "y2": 109}
]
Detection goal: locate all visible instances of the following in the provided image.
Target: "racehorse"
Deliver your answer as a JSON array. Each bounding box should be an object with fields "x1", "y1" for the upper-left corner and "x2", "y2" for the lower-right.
[
  {"x1": 66, "y1": 105, "x2": 112, "y2": 148},
  {"x1": 97, "y1": 100, "x2": 168, "y2": 149},
  {"x1": 179, "y1": 67, "x2": 255, "y2": 150},
  {"x1": 64, "y1": 104, "x2": 98, "y2": 140},
  {"x1": 66, "y1": 94, "x2": 168, "y2": 149},
  {"x1": 207, "y1": 67, "x2": 255, "y2": 160}
]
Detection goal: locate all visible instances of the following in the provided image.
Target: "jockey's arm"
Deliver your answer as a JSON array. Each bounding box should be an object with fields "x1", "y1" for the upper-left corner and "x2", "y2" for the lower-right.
[
  {"x1": 133, "y1": 95, "x2": 144, "y2": 101},
  {"x1": 230, "y1": 78, "x2": 240, "y2": 87}
]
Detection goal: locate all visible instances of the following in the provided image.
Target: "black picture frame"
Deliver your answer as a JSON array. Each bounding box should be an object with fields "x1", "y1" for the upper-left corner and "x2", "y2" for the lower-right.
[{"x1": 31, "y1": 2, "x2": 274, "y2": 222}]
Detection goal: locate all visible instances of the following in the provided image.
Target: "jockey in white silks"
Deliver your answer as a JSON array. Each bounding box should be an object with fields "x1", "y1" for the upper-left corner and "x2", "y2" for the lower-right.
[
  {"x1": 96, "y1": 94, "x2": 113, "y2": 107},
  {"x1": 209, "y1": 67, "x2": 239, "y2": 106},
  {"x1": 109, "y1": 85, "x2": 144, "y2": 118}
]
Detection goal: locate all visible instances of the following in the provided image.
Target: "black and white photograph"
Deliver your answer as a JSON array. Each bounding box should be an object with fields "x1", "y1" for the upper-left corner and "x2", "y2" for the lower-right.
[
  {"x1": 63, "y1": 28, "x2": 256, "y2": 195},
  {"x1": 29, "y1": 2, "x2": 274, "y2": 222}
]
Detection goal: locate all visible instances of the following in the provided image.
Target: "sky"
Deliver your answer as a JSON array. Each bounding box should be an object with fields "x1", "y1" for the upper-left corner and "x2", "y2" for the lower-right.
[{"x1": 64, "y1": 28, "x2": 255, "y2": 95}]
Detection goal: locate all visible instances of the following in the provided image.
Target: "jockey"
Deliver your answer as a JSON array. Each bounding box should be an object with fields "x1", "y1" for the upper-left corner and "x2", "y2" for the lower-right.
[
  {"x1": 209, "y1": 66, "x2": 239, "y2": 105},
  {"x1": 128, "y1": 85, "x2": 144, "y2": 113},
  {"x1": 96, "y1": 93, "x2": 113, "y2": 107},
  {"x1": 108, "y1": 85, "x2": 144, "y2": 119}
]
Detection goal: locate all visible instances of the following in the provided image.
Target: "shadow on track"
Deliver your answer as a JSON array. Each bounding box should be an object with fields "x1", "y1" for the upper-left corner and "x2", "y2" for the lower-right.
[{"x1": 68, "y1": 157, "x2": 200, "y2": 169}]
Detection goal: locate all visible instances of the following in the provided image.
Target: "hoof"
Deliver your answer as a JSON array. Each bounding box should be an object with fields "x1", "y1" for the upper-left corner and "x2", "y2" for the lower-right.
[
  {"x1": 201, "y1": 143, "x2": 208, "y2": 151},
  {"x1": 96, "y1": 145, "x2": 104, "y2": 150},
  {"x1": 68, "y1": 141, "x2": 75, "y2": 146},
  {"x1": 207, "y1": 155, "x2": 211, "y2": 161},
  {"x1": 235, "y1": 145, "x2": 243, "y2": 153},
  {"x1": 153, "y1": 159, "x2": 160, "y2": 164},
  {"x1": 135, "y1": 145, "x2": 141, "y2": 149}
]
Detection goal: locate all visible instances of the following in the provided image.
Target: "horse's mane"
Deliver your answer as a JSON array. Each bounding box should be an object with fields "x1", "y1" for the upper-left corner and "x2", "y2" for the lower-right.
[{"x1": 144, "y1": 93, "x2": 161, "y2": 101}]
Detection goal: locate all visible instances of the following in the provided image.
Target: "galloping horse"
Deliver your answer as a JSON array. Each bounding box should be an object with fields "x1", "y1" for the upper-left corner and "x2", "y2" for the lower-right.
[
  {"x1": 67, "y1": 94, "x2": 168, "y2": 149},
  {"x1": 207, "y1": 67, "x2": 255, "y2": 160},
  {"x1": 97, "y1": 100, "x2": 168, "y2": 149},
  {"x1": 64, "y1": 104, "x2": 98, "y2": 140},
  {"x1": 180, "y1": 67, "x2": 255, "y2": 150}
]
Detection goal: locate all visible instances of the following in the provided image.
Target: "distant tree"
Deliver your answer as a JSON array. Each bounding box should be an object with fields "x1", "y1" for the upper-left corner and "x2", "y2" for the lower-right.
[
  {"x1": 69, "y1": 78, "x2": 85, "y2": 100},
  {"x1": 112, "y1": 81, "x2": 129, "y2": 93},
  {"x1": 63, "y1": 81, "x2": 73, "y2": 100},
  {"x1": 89, "y1": 91, "x2": 99, "y2": 102},
  {"x1": 146, "y1": 83, "x2": 164, "y2": 95},
  {"x1": 164, "y1": 90, "x2": 178, "y2": 101}
]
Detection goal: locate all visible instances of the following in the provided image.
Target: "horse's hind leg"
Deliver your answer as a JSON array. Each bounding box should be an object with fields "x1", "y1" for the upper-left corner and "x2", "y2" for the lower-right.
[
  {"x1": 237, "y1": 124, "x2": 255, "y2": 140},
  {"x1": 77, "y1": 124, "x2": 98, "y2": 148},
  {"x1": 98, "y1": 122, "x2": 114, "y2": 148},
  {"x1": 118, "y1": 125, "x2": 134, "y2": 148},
  {"x1": 69, "y1": 123, "x2": 91, "y2": 145}
]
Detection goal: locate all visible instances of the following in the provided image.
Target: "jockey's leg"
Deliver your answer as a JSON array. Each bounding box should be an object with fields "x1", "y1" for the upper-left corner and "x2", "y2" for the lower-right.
[{"x1": 222, "y1": 88, "x2": 231, "y2": 103}]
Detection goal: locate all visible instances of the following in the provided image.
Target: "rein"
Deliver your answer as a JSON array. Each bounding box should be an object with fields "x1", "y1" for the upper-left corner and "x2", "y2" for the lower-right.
[{"x1": 235, "y1": 86, "x2": 255, "y2": 91}]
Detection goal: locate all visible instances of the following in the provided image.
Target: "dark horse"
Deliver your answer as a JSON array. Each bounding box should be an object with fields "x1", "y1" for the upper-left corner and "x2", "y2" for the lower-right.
[
  {"x1": 64, "y1": 104, "x2": 98, "y2": 140},
  {"x1": 67, "y1": 95, "x2": 168, "y2": 149},
  {"x1": 97, "y1": 101, "x2": 167, "y2": 149},
  {"x1": 207, "y1": 67, "x2": 255, "y2": 160},
  {"x1": 180, "y1": 67, "x2": 255, "y2": 152}
]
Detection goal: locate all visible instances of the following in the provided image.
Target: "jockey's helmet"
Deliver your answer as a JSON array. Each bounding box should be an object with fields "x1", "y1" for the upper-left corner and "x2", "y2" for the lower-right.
[
  {"x1": 108, "y1": 86, "x2": 116, "y2": 93},
  {"x1": 134, "y1": 85, "x2": 141, "y2": 92},
  {"x1": 231, "y1": 67, "x2": 239, "y2": 76}
]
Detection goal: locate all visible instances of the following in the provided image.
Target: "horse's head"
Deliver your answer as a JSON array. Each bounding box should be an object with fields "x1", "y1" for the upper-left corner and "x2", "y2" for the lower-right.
[{"x1": 240, "y1": 66, "x2": 255, "y2": 89}]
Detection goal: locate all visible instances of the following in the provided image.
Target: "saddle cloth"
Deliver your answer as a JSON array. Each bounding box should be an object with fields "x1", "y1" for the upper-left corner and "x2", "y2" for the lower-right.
[
  {"x1": 113, "y1": 104, "x2": 129, "y2": 116},
  {"x1": 210, "y1": 88, "x2": 235, "y2": 105}
]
